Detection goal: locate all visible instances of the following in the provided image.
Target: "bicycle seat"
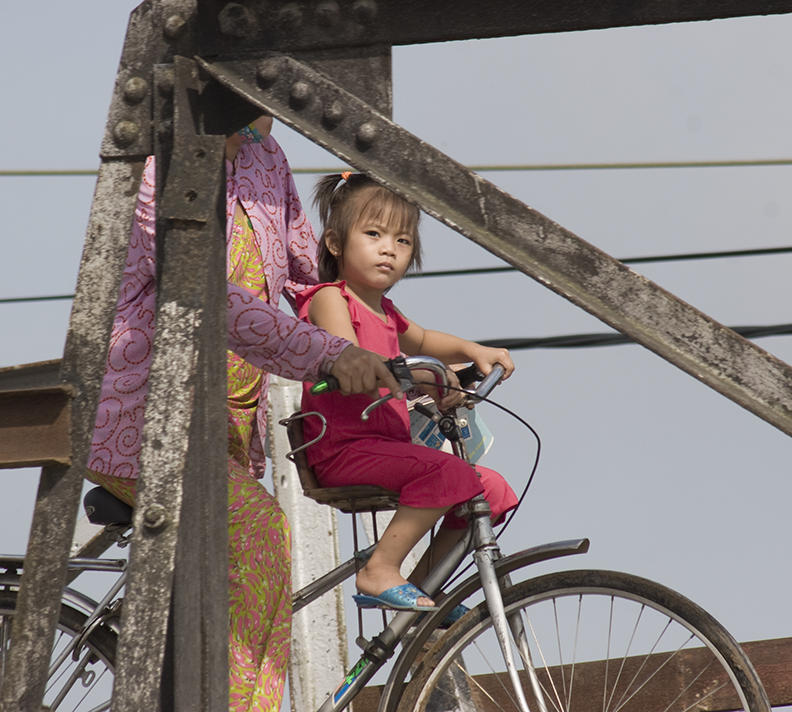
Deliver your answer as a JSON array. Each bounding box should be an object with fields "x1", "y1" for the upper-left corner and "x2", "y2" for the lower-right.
[
  {"x1": 83, "y1": 486, "x2": 133, "y2": 526},
  {"x1": 284, "y1": 413, "x2": 400, "y2": 514}
]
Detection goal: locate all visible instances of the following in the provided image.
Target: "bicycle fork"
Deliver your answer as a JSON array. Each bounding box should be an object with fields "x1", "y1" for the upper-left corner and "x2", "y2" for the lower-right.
[{"x1": 471, "y1": 509, "x2": 549, "y2": 712}]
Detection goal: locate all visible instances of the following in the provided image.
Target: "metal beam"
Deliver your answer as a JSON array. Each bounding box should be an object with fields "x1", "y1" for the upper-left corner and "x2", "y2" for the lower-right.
[
  {"x1": 194, "y1": 0, "x2": 792, "y2": 54},
  {"x1": 0, "y1": 359, "x2": 73, "y2": 469},
  {"x1": 110, "y1": 55, "x2": 228, "y2": 712},
  {"x1": 199, "y1": 54, "x2": 792, "y2": 437},
  {"x1": 268, "y1": 377, "x2": 349, "y2": 710},
  {"x1": 0, "y1": 386, "x2": 72, "y2": 469}
]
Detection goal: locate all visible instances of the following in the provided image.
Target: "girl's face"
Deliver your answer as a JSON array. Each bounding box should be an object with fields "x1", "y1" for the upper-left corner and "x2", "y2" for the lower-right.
[{"x1": 329, "y1": 214, "x2": 415, "y2": 293}]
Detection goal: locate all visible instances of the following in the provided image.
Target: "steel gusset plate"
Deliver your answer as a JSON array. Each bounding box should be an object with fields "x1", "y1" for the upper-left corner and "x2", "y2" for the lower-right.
[{"x1": 199, "y1": 54, "x2": 792, "y2": 437}]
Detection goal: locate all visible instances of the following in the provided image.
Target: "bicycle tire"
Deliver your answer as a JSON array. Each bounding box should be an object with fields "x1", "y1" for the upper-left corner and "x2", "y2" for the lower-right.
[
  {"x1": 0, "y1": 589, "x2": 117, "y2": 711},
  {"x1": 400, "y1": 569, "x2": 770, "y2": 712}
]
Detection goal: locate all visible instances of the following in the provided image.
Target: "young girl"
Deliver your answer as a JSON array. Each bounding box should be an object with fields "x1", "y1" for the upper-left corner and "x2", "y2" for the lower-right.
[{"x1": 298, "y1": 172, "x2": 518, "y2": 612}]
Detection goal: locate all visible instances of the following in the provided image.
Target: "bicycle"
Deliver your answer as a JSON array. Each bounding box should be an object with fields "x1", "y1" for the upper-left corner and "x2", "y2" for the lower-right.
[{"x1": 0, "y1": 355, "x2": 771, "y2": 712}]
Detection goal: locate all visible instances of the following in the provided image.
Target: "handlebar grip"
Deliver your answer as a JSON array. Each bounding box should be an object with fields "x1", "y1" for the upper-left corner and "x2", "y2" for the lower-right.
[
  {"x1": 310, "y1": 374, "x2": 340, "y2": 395},
  {"x1": 454, "y1": 364, "x2": 483, "y2": 389},
  {"x1": 309, "y1": 356, "x2": 413, "y2": 395},
  {"x1": 474, "y1": 364, "x2": 505, "y2": 400}
]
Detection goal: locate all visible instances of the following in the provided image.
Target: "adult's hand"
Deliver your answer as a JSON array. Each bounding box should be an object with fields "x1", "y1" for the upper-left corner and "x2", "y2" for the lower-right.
[{"x1": 330, "y1": 346, "x2": 403, "y2": 399}]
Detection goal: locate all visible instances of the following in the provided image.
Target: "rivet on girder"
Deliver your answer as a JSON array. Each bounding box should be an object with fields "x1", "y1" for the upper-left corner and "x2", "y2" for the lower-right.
[
  {"x1": 290, "y1": 81, "x2": 313, "y2": 110},
  {"x1": 315, "y1": 1, "x2": 340, "y2": 26},
  {"x1": 163, "y1": 14, "x2": 187, "y2": 40},
  {"x1": 123, "y1": 77, "x2": 149, "y2": 105},
  {"x1": 112, "y1": 120, "x2": 140, "y2": 148},
  {"x1": 323, "y1": 100, "x2": 345, "y2": 128},
  {"x1": 256, "y1": 60, "x2": 280, "y2": 88},
  {"x1": 156, "y1": 119, "x2": 173, "y2": 142},
  {"x1": 157, "y1": 69, "x2": 175, "y2": 97},
  {"x1": 278, "y1": 3, "x2": 304, "y2": 30},
  {"x1": 218, "y1": 3, "x2": 256, "y2": 38},
  {"x1": 142, "y1": 503, "x2": 169, "y2": 532},
  {"x1": 356, "y1": 121, "x2": 378, "y2": 148},
  {"x1": 352, "y1": 0, "x2": 378, "y2": 24}
]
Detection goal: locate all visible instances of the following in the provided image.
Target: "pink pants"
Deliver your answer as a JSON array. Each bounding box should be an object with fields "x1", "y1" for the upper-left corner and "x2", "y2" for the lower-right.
[{"x1": 313, "y1": 436, "x2": 517, "y2": 529}]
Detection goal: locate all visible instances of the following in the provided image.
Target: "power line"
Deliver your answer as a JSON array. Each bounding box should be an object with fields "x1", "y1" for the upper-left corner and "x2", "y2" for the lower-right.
[
  {"x1": 404, "y1": 245, "x2": 792, "y2": 279},
  {"x1": 0, "y1": 294, "x2": 75, "y2": 304},
  {"x1": 0, "y1": 169, "x2": 99, "y2": 177},
  {"x1": 479, "y1": 323, "x2": 792, "y2": 350},
  {"x1": 3, "y1": 157, "x2": 792, "y2": 178}
]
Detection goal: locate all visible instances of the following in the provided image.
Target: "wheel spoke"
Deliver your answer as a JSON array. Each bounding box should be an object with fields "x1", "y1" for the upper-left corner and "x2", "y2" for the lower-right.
[
  {"x1": 522, "y1": 611, "x2": 565, "y2": 712},
  {"x1": 470, "y1": 639, "x2": 521, "y2": 709},
  {"x1": 611, "y1": 617, "x2": 675, "y2": 710},
  {"x1": 605, "y1": 603, "x2": 645, "y2": 712},
  {"x1": 552, "y1": 598, "x2": 567, "y2": 705}
]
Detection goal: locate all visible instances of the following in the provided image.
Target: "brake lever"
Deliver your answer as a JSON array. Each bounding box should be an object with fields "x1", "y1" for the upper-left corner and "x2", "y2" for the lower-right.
[
  {"x1": 361, "y1": 393, "x2": 393, "y2": 421},
  {"x1": 360, "y1": 356, "x2": 414, "y2": 421}
]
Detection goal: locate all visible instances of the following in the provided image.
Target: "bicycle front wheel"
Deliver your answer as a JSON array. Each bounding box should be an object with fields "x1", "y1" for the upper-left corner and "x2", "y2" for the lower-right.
[
  {"x1": 0, "y1": 589, "x2": 117, "y2": 711},
  {"x1": 401, "y1": 569, "x2": 770, "y2": 712}
]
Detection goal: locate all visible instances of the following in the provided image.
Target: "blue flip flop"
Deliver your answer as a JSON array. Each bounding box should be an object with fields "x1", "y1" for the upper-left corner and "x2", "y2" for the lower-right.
[
  {"x1": 439, "y1": 603, "x2": 470, "y2": 629},
  {"x1": 353, "y1": 583, "x2": 438, "y2": 612},
  {"x1": 414, "y1": 602, "x2": 470, "y2": 630}
]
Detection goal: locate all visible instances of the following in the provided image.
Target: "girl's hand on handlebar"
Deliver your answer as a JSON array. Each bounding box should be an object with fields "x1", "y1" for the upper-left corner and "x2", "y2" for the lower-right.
[
  {"x1": 329, "y1": 346, "x2": 403, "y2": 399},
  {"x1": 416, "y1": 368, "x2": 467, "y2": 411},
  {"x1": 471, "y1": 346, "x2": 514, "y2": 382}
]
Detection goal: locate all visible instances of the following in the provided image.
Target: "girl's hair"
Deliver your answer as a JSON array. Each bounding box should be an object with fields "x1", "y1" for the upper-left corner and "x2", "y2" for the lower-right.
[{"x1": 313, "y1": 173, "x2": 422, "y2": 282}]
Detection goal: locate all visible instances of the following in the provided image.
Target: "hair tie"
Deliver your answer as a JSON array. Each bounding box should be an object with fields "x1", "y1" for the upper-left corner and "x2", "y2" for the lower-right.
[{"x1": 333, "y1": 171, "x2": 353, "y2": 193}]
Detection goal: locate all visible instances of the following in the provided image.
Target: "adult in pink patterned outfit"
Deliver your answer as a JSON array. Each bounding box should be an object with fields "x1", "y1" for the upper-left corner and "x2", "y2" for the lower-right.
[{"x1": 84, "y1": 116, "x2": 401, "y2": 712}]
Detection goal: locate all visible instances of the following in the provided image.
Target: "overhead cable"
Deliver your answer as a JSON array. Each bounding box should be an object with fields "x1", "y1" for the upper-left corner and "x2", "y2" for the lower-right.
[
  {"x1": 404, "y1": 245, "x2": 792, "y2": 280},
  {"x1": 2, "y1": 156, "x2": 792, "y2": 178},
  {"x1": 479, "y1": 323, "x2": 792, "y2": 350}
]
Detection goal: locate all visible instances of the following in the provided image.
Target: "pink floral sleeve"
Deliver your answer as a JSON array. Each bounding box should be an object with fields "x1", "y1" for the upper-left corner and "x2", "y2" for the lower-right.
[{"x1": 227, "y1": 284, "x2": 348, "y2": 381}]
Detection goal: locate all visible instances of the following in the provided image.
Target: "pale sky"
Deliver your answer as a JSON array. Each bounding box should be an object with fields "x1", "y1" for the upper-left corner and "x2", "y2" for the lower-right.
[{"x1": 1, "y1": 0, "x2": 791, "y2": 686}]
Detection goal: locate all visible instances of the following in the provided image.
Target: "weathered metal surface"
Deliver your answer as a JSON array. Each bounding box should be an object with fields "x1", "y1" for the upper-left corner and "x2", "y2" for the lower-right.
[
  {"x1": 0, "y1": 385, "x2": 72, "y2": 469},
  {"x1": 0, "y1": 156, "x2": 144, "y2": 711},
  {"x1": 200, "y1": 54, "x2": 792, "y2": 438},
  {"x1": 110, "y1": 56, "x2": 228, "y2": 712},
  {"x1": 353, "y1": 637, "x2": 792, "y2": 711},
  {"x1": 195, "y1": 0, "x2": 792, "y2": 54},
  {"x1": 298, "y1": 46, "x2": 393, "y2": 117},
  {"x1": 0, "y1": 359, "x2": 61, "y2": 391},
  {"x1": 101, "y1": 0, "x2": 198, "y2": 160},
  {"x1": 268, "y1": 376, "x2": 349, "y2": 710}
]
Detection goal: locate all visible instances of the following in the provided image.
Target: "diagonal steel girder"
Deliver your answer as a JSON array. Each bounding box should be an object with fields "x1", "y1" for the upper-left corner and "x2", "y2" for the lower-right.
[{"x1": 200, "y1": 54, "x2": 792, "y2": 437}]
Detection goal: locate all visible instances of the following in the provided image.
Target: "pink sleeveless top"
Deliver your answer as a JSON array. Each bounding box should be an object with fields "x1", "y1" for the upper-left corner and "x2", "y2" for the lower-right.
[{"x1": 297, "y1": 282, "x2": 411, "y2": 466}]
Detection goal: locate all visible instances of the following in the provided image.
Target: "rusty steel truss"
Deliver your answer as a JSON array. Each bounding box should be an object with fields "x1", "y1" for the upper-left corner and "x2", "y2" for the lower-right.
[{"x1": 2, "y1": 1, "x2": 792, "y2": 710}]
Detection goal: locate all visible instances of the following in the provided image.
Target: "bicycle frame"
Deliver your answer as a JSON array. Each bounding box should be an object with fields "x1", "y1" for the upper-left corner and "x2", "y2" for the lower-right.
[{"x1": 315, "y1": 529, "x2": 590, "y2": 712}]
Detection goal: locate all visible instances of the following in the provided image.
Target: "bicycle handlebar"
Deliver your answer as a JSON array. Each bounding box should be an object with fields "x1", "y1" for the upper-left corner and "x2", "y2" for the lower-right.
[{"x1": 310, "y1": 355, "x2": 505, "y2": 409}]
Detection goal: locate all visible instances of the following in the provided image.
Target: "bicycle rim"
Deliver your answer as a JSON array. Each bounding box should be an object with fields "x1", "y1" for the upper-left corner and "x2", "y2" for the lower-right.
[
  {"x1": 400, "y1": 570, "x2": 770, "y2": 712},
  {"x1": 0, "y1": 589, "x2": 117, "y2": 711}
]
